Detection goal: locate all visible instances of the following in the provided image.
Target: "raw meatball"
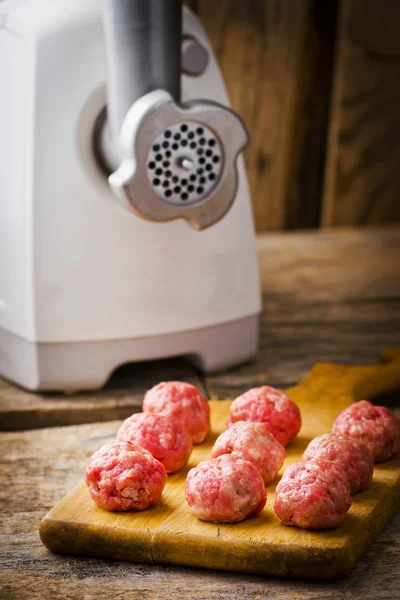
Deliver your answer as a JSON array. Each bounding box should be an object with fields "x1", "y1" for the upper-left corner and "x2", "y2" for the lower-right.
[
  {"x1": 185, "y1": 455, "x2": 266, "y2": 523},
  {"x1": 332, "y1": 400, "x2": 400, "y2": 462},
  {"x1": 227, "y1": 386, "x2": 301, "y2": 446},
  {"x1": 303, "y1": 433, "x2": 374, "y2": 494},
  {"x1": 84, "y1": 441, "x2": 166, "y2": 511},
  {"x1": 117, "y1": 412, "x2": 193, "y2": 474},
  {"x1": 143, "y1": 381, "x2": 210, "y2": 444},
  {"x1": 211, "y1": 421, "x2": 285, "y2": 484},
  {"x1": 274, "y1": 458, "x2": 352, "y2": 529}
]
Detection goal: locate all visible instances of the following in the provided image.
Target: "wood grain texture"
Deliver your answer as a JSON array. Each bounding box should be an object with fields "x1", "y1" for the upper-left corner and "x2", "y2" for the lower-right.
[
  {"x1": 206, "y1": 226, "x2": 400, "y2": 398},
  {"x1": 0, "y1": 358, "x2": 204, "y2": 432},
  {"x1": 323, "y1": 0, "x2": 400, "y2": 226},
  {"x1": 285, "y1": 0, "x2": 338, "y2": 229},
  {"x1": 39, "y1": 350, "x2": 400, "y2": 580},
  {"x1": 196, "y1": 0, "x2": 312, "y2": 231},
  {"x1": 1, "y1": 226, "x2": 399, "y2": 429},
  {"x1": 2, "y1": 415, "x2": 400, "y2": 597}
]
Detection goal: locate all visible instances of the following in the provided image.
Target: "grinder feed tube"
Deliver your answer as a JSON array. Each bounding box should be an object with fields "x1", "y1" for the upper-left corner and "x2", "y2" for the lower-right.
[
  {"x1": 103, "y1": 0, "x2": 249, "y2": 229},
  {"x1": 101, "y1": 0, "x2": 182, "y2": 168}
]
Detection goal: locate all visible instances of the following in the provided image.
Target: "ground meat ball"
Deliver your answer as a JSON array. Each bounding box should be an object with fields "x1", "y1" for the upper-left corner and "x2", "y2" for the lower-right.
[
  {"x1": 227, "y1": 386, "x2": 301, "y2": 446},
  {"x1": 332, "y1": 400, "x2": 400, "y2": 462},
  {"x1": 185, "y1": 455, "x2": 266, "y2": 523},
  {"x1": 84, "y1": 441, "x2": 166, "y2": 511},
  {"x1": 143, "y1": 381, "x2": 210, "y2": 444},
  {"x1": 117, "y1": 412, "x2": 193, "y2": 474},
  {"x1": 211, "y1": 421, "x2": 285, "y2": 485},
  {"x1": 303, "y1": 433, "x2": 374, "y2": 494},
  {"x1": 274, "y1": 458, "x2": 352, "y2": 529}
]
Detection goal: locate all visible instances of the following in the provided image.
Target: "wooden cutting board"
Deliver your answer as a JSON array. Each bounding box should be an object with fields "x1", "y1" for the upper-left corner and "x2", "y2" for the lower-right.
[{"x1": 40, "y1": 348, "x2": 400, "y2": 580}]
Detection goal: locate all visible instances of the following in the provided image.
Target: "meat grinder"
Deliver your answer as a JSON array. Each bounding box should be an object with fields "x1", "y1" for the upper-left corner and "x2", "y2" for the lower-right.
[{"x1": 0, "y1": 0, "x2": 261, "y2": 391}]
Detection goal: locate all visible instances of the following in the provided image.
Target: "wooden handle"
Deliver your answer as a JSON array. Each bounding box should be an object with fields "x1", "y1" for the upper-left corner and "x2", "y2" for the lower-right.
[{"x1": 287, "y1": 347, "x2": 400, "y2": 408}]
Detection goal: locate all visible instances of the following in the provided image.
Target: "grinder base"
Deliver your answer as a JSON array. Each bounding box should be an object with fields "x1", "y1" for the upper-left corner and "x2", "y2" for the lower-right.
[{"x1": 0, "y1": 315, "x2": 259, "y2": 392}]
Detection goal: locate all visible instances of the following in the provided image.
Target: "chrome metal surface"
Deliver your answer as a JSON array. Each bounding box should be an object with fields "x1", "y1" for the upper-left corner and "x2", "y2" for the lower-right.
[
  {"x1": 103, "y1": 0, "x2": 182, "y2": 152},
  {"x1": 109, "y1": 89, "x2": 249, "y2": 230},
  {"x1": 146, "y1": 121, "x2": 223, "y2": 206}
]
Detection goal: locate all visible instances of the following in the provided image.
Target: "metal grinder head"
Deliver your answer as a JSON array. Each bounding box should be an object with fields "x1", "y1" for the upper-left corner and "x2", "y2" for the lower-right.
[{"x1": 109, "y1": 90, "x2": 249, "y2": 230}]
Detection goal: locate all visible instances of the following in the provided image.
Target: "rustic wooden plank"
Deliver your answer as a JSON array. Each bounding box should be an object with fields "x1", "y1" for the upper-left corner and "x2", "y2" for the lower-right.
[
  {"x1": 0, "y1": 359, "x2": 205, "y2": 432},
  {"x1": 196, "y1": 0, "x2": 312, "y2": 231},
  {"x1": 256, "y1": 226, "x2": 400, "y2": 301},
  {"x1": 1, "y1": 408, "x2": 400, "y2": 597},
  {"x1": 285, "y1": 0, "x2": 338, "y2": 229},
  {"x1": 206, "y1": 227, "x2": 400, "y2": 398},
  {"x1": 322, "y1": 0, "x2": 400, "y2": 226}
]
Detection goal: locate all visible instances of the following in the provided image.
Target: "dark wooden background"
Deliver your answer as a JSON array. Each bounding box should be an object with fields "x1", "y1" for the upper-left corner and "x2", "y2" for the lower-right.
[{"x1": 186, "y1": 0, "x2": 400, "y2": 231}]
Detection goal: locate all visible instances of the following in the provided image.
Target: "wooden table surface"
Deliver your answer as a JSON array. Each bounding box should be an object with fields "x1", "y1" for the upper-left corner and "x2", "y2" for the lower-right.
[{"x1": 1, "y1": 226, "x2": 400, "y2": 599}]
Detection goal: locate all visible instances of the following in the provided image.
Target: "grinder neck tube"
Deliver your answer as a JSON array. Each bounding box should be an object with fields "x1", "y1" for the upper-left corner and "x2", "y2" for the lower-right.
[{"x1": 103, "y1": 0, "x2": 182, "y2": 145}]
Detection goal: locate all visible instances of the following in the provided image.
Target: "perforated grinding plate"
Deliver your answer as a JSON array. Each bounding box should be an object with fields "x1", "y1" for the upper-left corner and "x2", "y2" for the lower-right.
[{"x1": 146, "y1": 122, "x2": 224, "y2": 206}]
